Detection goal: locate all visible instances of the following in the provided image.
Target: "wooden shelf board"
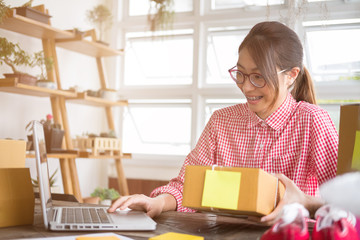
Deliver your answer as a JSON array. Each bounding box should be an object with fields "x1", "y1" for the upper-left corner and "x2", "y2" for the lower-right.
[
  {"x1": 56, "y1": 39, "x2": 124, "y2": 57},
  {"x1": 0, "y1": 10, "x2": 72, "y2": 39},
  {"x1": 78, "y1": 151, "x2": 132, "y2": 159},
  {"x1": 26, "y1": 153, "x2": 78, "y2": 159},
  {"x1": 67, "y1": 92, "x2": 128, "y2": 107},
  {"x1": 0, "y1": 10, "x2": 123, "y2": 57},
  {"x1": 0, "y1": 78, "x2": 77, "y2": 97}
]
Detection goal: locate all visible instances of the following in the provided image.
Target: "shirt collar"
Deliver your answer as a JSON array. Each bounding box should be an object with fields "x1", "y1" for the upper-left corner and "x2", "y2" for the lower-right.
[{"x1": 247, "y1": 93, "x2": 297, "y2": 131}]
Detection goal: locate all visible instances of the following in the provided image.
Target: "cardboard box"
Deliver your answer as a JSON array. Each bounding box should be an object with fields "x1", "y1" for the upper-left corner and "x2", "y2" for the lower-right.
[
  {"x1": 337, "y1": 104, "x2": 360, "y2": 175},
  {"x1": 182, "y1": 165, "x2": 285, "y2": 216},
  {"x1": 0, "y1": 139, "x2": 26, "y2": 168},
  {"x1": 0, "y1": 168, "x2": 35, "y2": 227}
]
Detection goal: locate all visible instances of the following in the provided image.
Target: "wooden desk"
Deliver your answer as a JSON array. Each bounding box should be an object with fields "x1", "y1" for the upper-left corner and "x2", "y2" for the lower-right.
[{"x1": 0, "y1": 200, "x2": 270, "y2": 240}]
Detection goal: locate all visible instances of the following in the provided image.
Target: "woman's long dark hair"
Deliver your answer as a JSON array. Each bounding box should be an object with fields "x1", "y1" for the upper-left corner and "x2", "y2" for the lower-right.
[{"x1": 239, "y1": 21, "x2": 316, "y2": 105}]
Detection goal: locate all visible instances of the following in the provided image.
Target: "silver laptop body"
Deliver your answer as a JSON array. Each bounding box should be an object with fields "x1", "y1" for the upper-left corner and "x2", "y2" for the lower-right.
[{"x1": 32, "y1": 120, "x2": 157, "y2": 231}]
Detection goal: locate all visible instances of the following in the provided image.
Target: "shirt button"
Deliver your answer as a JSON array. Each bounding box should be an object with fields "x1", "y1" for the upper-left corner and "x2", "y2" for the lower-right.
[
  {"x1": 260, "y1": 122, "x2": 267, "y2": 127},
  {"x1": 259, "y1": 144, "x2": 264, "y2": 148}
]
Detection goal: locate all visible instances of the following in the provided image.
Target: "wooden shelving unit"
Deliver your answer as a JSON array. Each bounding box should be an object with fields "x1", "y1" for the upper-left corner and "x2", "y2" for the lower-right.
[
  {"x1": 0, "y1": 78, "x2": 77, "y2": 97},
  {"x1": 0, "y1": 7, "x2": 130, "y2": 201},
  {"x1": 67, "y1": 92, "x2": 128, "y2": 107}
]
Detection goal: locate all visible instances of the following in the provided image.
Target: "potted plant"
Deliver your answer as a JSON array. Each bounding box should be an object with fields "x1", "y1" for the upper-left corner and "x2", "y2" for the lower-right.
[
  {"x1": 26, "y1": 114, "x2": 64, "y2": 153},
  {"x1": 32, "y1": 168, "x2": 60, "y2": 193},
  {"x1": 90, "y1": 187, "x2": 120, "y2": 206},
  {"x1": 86, "y1": 4, "x2": 113, "y2": 44},
  {"x1": 32, "y1": 50, "x2": 56, "y2": 89},
  {"x1": 0, "y1": 0, "x2": 11, "y2": 24},
  {"x1": 0, "y1": 37, "x2": 37, "y2": 85},
  {"x1": 147, "y1": 0, "x2": 174, "y2": 32}
]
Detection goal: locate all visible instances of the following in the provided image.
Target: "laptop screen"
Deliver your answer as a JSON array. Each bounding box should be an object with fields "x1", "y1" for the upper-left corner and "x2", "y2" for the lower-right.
[{"x1": 33, "y1": 120, "x2": 53, "y2": 228}]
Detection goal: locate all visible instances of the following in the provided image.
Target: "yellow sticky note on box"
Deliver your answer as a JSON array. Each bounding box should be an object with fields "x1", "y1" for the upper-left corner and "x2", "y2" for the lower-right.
[
  {"x1": 352, "y1": 130, "x2": 360, "y2": 170},
  {"x1": 149, "y1": 232, "x2": 204, "y2": 240},
  {"x1": 201, "y1": 170, "x2": 241, "y2": 210}
]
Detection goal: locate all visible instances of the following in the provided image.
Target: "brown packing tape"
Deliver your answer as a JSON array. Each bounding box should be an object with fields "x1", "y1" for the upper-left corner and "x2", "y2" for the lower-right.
[
  {"x1": 182, "y1": 165, "x2": 285, "y2": 216},
  {"x1": 0, "y1": 168, "x2": 35, "y2": 228}
]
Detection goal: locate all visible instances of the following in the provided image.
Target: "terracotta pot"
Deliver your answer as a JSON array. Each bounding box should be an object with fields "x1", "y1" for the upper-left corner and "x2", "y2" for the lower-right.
[
  {"x1": 15, "y1": 7, "x2": 51, "y2": 24},
  {"x1": 4, "y1": 73, "x2": 37, "y2": 86}
]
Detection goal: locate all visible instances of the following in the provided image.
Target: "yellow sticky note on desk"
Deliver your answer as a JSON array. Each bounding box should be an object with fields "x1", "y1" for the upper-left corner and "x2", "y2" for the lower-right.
[
  {"x1": 352, "y1": 130, "x2": 360, "y2": 170},
  {"x1": 201, "y1": 170, "x2": 241, "y2": 210},
  {"x1": 76, "y1": 236, "x2": 121, "y2": 240},
  {"x1": 149, "y1": 232, "x2": 204, "y2": 240}
]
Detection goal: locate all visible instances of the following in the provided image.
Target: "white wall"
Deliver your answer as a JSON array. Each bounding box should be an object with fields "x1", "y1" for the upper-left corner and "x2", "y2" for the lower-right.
[{"x1": 0, "y1": 0, "x2": 114, "y2": 197}]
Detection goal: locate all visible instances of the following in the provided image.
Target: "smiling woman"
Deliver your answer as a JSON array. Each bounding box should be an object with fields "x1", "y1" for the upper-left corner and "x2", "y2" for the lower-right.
[{"x1": 111, "y1": 21, "x2": 339, "y2": 225}]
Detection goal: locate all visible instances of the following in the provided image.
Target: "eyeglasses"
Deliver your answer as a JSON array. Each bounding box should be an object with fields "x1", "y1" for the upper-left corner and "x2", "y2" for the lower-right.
[{"x1": 228, "y1": 66, "x2": 287, "y2": 88}]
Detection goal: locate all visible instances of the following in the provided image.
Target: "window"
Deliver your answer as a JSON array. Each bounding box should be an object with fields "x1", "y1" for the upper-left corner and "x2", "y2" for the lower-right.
[
  {"x1": 117, "y1": 0, "x2": 360, "y2": 161},
  {"x1": 211, "y1": 0, "x2": 284, "y2": 10},
  {"x1": 305, "y1": 21, "x2": 360, "y2": 82},
  {"x1": 124, "y1": 30, "x2": 194, "y2": 86},
  {"x1": 206, "y1": 27, "x2": 248, "y2": 84},
  {"x1": 122, "y1": 100, "x2": 191, "y2": 155}
]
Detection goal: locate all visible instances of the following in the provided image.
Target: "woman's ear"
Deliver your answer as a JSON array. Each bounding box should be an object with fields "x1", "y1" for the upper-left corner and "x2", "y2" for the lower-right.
[{"x1": 286, "y1": 67, "x2": 300, "y2": 87}]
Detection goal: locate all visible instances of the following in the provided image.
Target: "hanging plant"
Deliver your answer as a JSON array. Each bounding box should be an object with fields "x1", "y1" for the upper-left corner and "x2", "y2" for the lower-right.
[{"x1": 147, "y1": 0, "x2": 174, "y2": 32}]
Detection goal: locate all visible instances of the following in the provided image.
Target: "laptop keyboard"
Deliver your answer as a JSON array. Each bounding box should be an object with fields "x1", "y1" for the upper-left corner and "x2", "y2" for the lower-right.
[{"x1": 60, "y1": 208, "x2": 111, "y2": 224}]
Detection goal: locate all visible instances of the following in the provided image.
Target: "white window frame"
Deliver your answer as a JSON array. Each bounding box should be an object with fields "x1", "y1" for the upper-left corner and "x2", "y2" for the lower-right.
[{"x1": 113, "y1": 0, "x2": 360, "y2": 168}]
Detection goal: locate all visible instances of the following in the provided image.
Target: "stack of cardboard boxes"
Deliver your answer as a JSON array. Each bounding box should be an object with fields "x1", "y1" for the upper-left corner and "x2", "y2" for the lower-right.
[{"x1": 0, "y1": 139, "x2": 34, "y2": 228}]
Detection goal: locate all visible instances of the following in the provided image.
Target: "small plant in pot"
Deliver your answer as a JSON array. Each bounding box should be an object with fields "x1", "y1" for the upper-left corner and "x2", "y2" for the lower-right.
[
  {"x1": 32, "y1": 168, "x2": 59, "y2": 193},
  {"x1": 90, "y1": 187, "x2": 120, "y2": 206},
  {"x1": 32, "y1": 50, "x2": 55, "y2": 89},
  {"x1": 86, "y1": 4, "x2": 112, "y2": 45},
  {"x1": 26, "y1": 114, "x2": 64, "y2": 153},
  {"x1": 0, "y1": 37, "x2": 37, "y2": 85}
]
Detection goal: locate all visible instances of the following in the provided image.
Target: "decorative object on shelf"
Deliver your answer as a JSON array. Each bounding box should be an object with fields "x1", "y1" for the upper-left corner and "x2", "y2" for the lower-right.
[
  {"x1": 90, "y1": 187, "x2": 120, "y2": 205},
  {"x1": 32, "y1": 50, "x2": 56, "y2": 89},
  {"x1": 98, "y1": 88, "x2": 118, "y2": 101},
  {"x1": 147, "y1": 0, "x2": 174, "y2": 32},
  {"x1": 15, "y1": 2, "x2": 51, "y2": 24},
  {"x1": 86, "y1": 4, "x2": 112, "y2": 44},
  {"x1": 32, "y1": 168, "x2": 60, "y2": 193},
  {"x1": 73, "y1": 136, "x2": 121, "y2": 156},
  {"x1": 32, "y1": 50, "x2": 53, "y2": 81},
  {"x1": 0, "y1": 37, "x2": 37, "y2": 85},
  {"x1": 85, "y1": 89, "x2": 99, "y2": 97},
  {"x1": 26, "y1": 114, "x2": 64, "y2": 153}
]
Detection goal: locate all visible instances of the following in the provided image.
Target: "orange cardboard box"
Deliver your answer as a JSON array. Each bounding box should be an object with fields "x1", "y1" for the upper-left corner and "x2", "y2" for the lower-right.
[
  {"x1": 337, "y1": 104, "x2": 360, "y2": 175},
  {"x1": 0, "y1": 139, "x2": 26, "y2": 168},
  {"x1": 0, "y1": 168, "x2": 35, "y2": 227},
  {"x1": 182, "y1": 165, "x2": 285, "y2": 216}
]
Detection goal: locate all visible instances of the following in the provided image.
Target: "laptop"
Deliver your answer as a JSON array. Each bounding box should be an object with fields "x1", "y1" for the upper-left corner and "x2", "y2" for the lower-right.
[{"x1": 32, "y1": 120, "x2": 157, "y2": 231}]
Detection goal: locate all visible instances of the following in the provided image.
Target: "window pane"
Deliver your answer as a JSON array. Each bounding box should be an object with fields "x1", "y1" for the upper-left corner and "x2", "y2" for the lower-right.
[
  {"x1": 122, "y1": 102, "x2": 191, "y2": 155},
  {"x1": 211, "y1": 0, "x2": 284, "y2": 10},
  {"x1": 206, "y1": 28, "x2": 248, "y2": 84},
  {"x1": 129, "y1": 0, "x2": 193, "y2": 16},
  {"x1": 124, "y1": 32, "x2": 194, "y2": 86},
  {"x1": 306, "y1": 27, "x2": 360, "y2": 81}
]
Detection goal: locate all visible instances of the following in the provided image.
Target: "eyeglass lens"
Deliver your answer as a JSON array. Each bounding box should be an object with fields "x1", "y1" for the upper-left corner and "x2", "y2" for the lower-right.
[{"x1": 231, "y1": 70, "x2": 266, "y2": 88}]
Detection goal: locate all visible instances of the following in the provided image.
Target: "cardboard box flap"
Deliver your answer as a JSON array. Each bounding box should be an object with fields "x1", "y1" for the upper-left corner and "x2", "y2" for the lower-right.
[{"x1": 0, "y1": 139, "x2": 26, "y2": 168}]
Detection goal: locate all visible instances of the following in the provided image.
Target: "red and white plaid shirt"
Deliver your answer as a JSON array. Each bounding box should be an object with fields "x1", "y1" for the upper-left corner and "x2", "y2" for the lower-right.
[{"x1": 151, "y1": 93, "x2": 338, "y2": 212}]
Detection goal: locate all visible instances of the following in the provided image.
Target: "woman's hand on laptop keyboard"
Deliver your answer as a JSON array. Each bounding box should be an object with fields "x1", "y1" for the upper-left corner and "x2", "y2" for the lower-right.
[{"x1": 107, "y1": 193, "x2": 176, "y2": 218}]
